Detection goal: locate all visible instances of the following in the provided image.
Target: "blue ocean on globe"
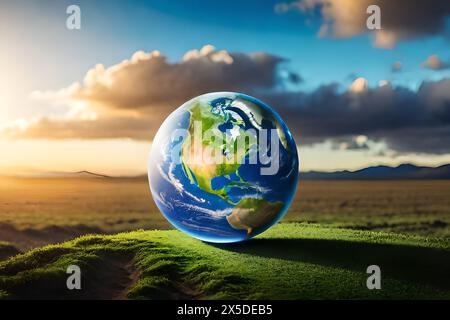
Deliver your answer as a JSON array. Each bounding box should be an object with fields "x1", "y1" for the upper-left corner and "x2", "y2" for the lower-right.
[{"x1": 148, "y1": 92, "x2": 299, "y2": 243}]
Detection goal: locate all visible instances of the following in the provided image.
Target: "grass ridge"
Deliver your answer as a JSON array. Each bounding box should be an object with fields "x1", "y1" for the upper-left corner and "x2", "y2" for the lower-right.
[{"x1": 0, "y1": 224, "x2": 449, "y2": 300}]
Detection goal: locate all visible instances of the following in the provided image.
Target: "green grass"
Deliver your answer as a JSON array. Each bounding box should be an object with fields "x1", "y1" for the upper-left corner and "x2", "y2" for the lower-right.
[{"x1": 1, "y1": 223, "x2": 449, "y2": 300}]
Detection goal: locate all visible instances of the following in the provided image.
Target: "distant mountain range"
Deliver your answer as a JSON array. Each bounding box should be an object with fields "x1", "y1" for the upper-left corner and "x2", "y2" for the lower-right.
[
  {"x1": 299, "y1": 164, "x2": 450, "y2": 180},
  {"x1": 3, "y1": 164, "x2": 450, "y2": 180}
]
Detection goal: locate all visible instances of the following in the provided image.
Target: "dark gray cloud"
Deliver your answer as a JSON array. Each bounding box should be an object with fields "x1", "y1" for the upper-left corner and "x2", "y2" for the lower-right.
[{"x1": 261, "y1": 79, "x2": 450, "y2": 154}]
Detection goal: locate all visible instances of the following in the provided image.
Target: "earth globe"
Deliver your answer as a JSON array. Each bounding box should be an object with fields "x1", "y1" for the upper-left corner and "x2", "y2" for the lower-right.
[{"x1": 148, "y1": 92, "x2": 299, "y2": 243}]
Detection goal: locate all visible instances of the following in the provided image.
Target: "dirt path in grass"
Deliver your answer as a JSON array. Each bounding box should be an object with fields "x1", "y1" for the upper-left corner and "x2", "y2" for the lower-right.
[
  {"x1": 86, "y1": 253, "x2": 202, "y2": 300},
  {"x1": 89, "y1": 253, "x2": 141, "y2": 300}
]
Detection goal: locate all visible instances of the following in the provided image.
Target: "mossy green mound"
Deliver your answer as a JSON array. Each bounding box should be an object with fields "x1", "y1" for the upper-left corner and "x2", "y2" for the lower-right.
[{"x1": 1, "y1": 223, "x2": 449, "y2": 299}]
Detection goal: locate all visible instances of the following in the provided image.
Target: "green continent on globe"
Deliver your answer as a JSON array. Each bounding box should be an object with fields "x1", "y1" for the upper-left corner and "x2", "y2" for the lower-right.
[
  {"x1": 226, "y1": 198, "x2": 284, "y2": 236},
  {"x1": 180, "y1": 100, "x2": 255, "y2": 204}
]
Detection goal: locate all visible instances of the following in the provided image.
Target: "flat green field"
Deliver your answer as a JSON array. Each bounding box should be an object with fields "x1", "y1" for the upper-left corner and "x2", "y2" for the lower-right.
[{"x1": 1, "y1": 224, "x2": 449, "y2": 300}]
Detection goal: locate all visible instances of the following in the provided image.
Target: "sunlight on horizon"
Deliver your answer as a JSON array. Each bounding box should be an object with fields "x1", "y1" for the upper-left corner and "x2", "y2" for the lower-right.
[{"x1": 1, "y1": 138, "x2": 450, "y2": 177}]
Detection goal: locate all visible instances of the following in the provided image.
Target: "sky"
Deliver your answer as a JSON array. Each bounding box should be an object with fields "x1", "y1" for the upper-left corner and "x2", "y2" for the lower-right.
[{"x1": 1, "y1": 0, "x2": 450, "y2": 175}]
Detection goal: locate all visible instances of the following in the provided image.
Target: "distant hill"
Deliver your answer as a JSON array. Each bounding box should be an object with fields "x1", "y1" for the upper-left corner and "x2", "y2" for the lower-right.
[
  {"x1": 1, "y1": 170, "x2": 151, "y2": 179},
  {"x1": 58, "y1": 170, "x2": 112, "y2": 178},
  {"x1": 300, "y1": 164, "x2": 450, "y2": 180},
  {"x1": 4, "y1": 170, "x2": 113, "y2": 179}
]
